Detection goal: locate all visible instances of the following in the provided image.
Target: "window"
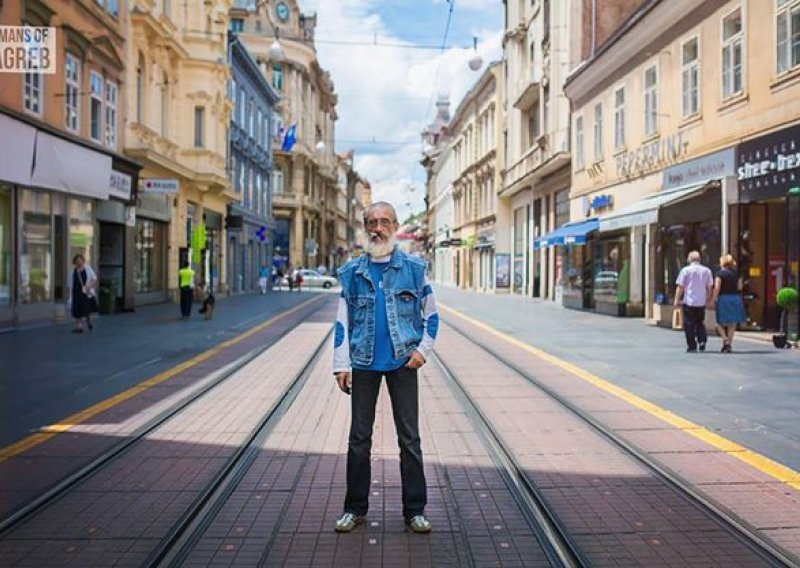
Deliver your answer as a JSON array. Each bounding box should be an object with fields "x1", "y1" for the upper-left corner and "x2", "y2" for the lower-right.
[
  {"x1": 194, "y1": 106, "x2": 205, "y2": 148},
  {"x1": 722, "y1": 8, "x2": 744, "y2": 98},
  {"x1": 230, "y1": 18, "x2": 244, "y2": 32},
  {"x1": 273, "y1": 167, "x2": 284, "y2": 194},
  {"x1": 255, "y1": 172, "x2": 262, "y2": 213},
  {"x1": 249, "y1": 99, "x2": 255, "y2": 137},
  {"x1": 136, "y1": 52, "x2": 145, "y2": 123},
  {"x1": 107, "y1": 0, "x2": 118, "y2": 17},
  {"x1": 160, "y1": 72, "x2": 169, "y2": 137},
  {"x1": 65, "y1": 54, "x2": 80, "y2": 132},
  {"x1": 644, "y1": 65, "x2": 658, "y2": 136},
  {"x1": 593, "y1": 102, "x2": 603, "y2": 159},
  {"x1": 90, "y1": 71, "x2": 103, "y2": 141},
  {"x1": 135, "y1": 219, "x2": 167, "y2": 293},
  {"x1": 105, "y1": 80, "x2": 117, "y2": 147},
  {"x1": 256, "y1": 109, "x2": 263, "y2": 144},
  {"x1": 527, "y1": 101, "x2": 540, "y2": 147},
  {"x1": 575, "y1": 116, "x2": 584, "y2": 170},
  {"x1": 238, "y1": 86, "x2": 245, "y2": 125},
  {"x1": 776, "y1": 0, "x2": 800, "y2": 74},
  {"x1": 272, "y1": 64, "x2": 283, "y2": 91},
  {"x1": 681, "y1": 37, "x2": 700, "y2": 117},
  {"x1": 614, "y1": 87, "x2": 625, "y2": 150},
  {"x1": 23, "y1": 71, "x2": 42, "y2": 115}
]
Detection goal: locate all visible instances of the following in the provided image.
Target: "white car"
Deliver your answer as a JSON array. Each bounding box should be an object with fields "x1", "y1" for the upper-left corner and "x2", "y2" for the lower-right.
[{"x1": 283, "y1": 269, "x2": 338, "y2": 289}]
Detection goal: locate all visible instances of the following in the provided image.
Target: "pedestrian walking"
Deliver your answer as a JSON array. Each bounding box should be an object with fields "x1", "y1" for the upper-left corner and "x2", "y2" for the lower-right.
[
  {"x1": 295, "y1": 270, "x2": 303, "y2": 292},
  {"x1": 258, "y1": 265, "x2": 269, "y2": 295},
  {"x1": 674, "y1": 251, "x2": 714, "y2": 352},
  {"x1": 70, "y1": 254, "x2": 98, "y2": 333},
  {"x1": 712, "y1": 254, "x2": 746, "y2": 353},
  {"x1": 287, "y1": 265, "x2": 295, "y2": 292},
  {"x1": 178, "y1": 262, "x2": 195, "y2": 319},
  {"x1": 332, "y1": 201, "x2": 439, "y2": 535}
]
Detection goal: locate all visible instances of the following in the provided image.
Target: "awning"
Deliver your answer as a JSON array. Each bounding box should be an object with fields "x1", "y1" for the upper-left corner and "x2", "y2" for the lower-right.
[
  {"x1": 0, "y1": 113, "x2": 36, "y2": 186},
  {"x1": 534, "y1": 218, "x2": 599, "y2": 248},
  {"x1": 31, "y1": 132, "x2": 112, "y2": 199},
  {"x1": 598, "y1": 182, "x2": 707, "y2": 232}
]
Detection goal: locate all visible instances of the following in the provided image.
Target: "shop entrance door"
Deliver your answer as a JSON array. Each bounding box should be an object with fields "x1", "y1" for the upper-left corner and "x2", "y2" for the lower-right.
[
  {"x1": 98, "y1": 222, "x2": 125, "y2": 312},
  {"x1": 737, "y1": 201, "x2": 787, "y2": 330}
]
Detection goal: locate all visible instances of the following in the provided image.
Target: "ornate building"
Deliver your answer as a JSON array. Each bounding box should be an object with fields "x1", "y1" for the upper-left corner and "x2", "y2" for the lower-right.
[{"x1": 231, "y1": 0, "x2": 339, "y2": 271}]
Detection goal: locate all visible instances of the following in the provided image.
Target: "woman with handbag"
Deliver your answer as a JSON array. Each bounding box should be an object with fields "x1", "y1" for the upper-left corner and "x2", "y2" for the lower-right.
[
  {"x1": 71, "y1": 254, "x2": 98, "y2": 333},
  {"x1": 712, "y1": 254, "x2": 747, "y2": 353}
]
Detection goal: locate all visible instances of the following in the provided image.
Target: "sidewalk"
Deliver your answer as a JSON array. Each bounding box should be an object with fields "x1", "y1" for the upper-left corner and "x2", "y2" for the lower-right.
[
  {"x1": 434, "y1": 286, "x2": 800, "y2": 472},
  {"x1": 0, "y1": 289, "x2": 332, "y2": 448}
]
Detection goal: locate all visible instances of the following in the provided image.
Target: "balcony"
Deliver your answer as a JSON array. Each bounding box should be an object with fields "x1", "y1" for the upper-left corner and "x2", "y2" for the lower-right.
[
  {"x1": 504, "y1": 139, "x2": 546, "y2": 192},
  {"x1": 513, "y1": 70, "x2": 540, "y2": 110}
]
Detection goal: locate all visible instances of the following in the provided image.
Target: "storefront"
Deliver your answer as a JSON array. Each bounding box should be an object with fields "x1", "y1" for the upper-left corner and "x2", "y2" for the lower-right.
[
  {"x1": 0, "y1": 111, "x2": 140, "y2": 327},
  {"x1": 225, "y1": 206, "x2": 273, "y2": 294},
  {"x1": 134, "y1": 192, "x2": 171, "y2": 305},
  {"x1": 734, "y1": 124, "x2": 800, "y2": 335}
]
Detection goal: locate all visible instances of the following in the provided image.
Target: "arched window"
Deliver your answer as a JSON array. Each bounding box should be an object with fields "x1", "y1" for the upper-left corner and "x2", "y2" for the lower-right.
[
  {"x1": 136, "y1": 52, "x2": 145, "y2": 123},
  {"x1": 160, "y1": 72, "x2": 169, "y2": 137}
]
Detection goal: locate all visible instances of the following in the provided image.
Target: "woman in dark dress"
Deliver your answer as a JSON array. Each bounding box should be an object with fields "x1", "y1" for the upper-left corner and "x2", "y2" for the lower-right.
[
  {"x1": 712, "y1": 254, "x2": 746, "y2": 353},
  {"x1": 71, "y1": 254, "x2": 98, "y2": 333}
]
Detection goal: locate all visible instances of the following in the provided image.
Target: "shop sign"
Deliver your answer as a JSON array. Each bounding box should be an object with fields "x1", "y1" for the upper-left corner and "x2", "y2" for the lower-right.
[
  {"x1": 590, "y1": 194, "x2": 613, "y2": 210},
  {"x1": 448, "y1": 238, "x2": 463, "y2": 247},
  {"x1": 663, "y1": 148, "x2": 735, "y2": 190},
  {"x1": 109, "y1": 171, "x2": 132, "y2": 200},
  {"x1": 616, "y1": 131, "x2": 688, "y2": 179},
  {"x1": 437, "y1": 240, "x2": 451, "y2": 248},
  {"x1": 737, "y1": 123, "x2": 800, "y2": 202},
  {"x1": 140, "y1": 178, "x2": 179, "y2": 194},
  {"x1": 0, "y1": 26, "x2": 56, "y2": 74}
]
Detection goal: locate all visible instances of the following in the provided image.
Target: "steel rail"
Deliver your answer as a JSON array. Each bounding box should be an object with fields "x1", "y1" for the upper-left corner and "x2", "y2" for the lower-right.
[
  {"x1": 149, "y1": 328, "x2": 332, "y2": 568},
  {"x1": 0, "y1": 297, "x2": 326, "y2": 537},
  {"x1": 431, "y1": 351, "x2": 587, "y2": 568},
  {"x1": 442, "y1": 320, "x2": 796, "y2": 568}
]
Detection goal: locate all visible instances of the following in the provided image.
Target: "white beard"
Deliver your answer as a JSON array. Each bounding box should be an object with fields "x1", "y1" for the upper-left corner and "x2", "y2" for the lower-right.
[{"x1": 365, "y1": 234, "x2": 395, "y2": 258}]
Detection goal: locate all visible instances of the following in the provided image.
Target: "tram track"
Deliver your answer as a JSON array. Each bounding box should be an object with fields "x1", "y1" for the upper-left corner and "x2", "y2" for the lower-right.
[
  {"x1": 435, "y1": 320, "x2": 796, "y2": 568},
  {"x1": 0, "y1": 298, "x2": 329, "y2": 540}
]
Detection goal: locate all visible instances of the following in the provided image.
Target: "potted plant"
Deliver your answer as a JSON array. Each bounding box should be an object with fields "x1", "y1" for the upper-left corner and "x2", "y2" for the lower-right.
[{"x1": 773, "y1": 287, "x2": 799, "y2": 348}]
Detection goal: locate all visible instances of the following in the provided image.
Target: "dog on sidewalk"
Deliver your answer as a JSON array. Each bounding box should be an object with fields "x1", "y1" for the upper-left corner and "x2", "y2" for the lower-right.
[{"x1": 198, "y1": 293, "x2": 215, "y2": 320}]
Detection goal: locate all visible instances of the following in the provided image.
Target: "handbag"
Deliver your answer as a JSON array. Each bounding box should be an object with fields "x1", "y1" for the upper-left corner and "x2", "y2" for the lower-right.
[{"x1": 671, "y1": 306, "x2": 683, "y2": 330}]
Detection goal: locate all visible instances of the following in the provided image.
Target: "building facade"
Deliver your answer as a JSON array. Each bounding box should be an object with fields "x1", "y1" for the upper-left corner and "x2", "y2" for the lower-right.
[
  {"x1": 0, "y1": 0, "x2": 142, "y2": 327},
  {"x1": 450, "y1": 63, "x2": 505, "y2": 292},
  {"x1": 231, "y1": 0, "x2": 339, "y2": 273},
  {"x1": 501, "y1": 0, "x2": 576, "y2": 300},
  {"x1": 226, "y1": 35, "x2": 279, "y2": 294},
  {"x1": 563, "y1": 0, "x2": 800, "y2": 337},
  {"x1": 125, "y1": 0, "x2": 234, "y2": 305}
]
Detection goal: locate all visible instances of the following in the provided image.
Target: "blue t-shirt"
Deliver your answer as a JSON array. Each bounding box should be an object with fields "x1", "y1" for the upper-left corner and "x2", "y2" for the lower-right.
[{"x1": 355, "y1": 260, "x2": 407, "y2": 372}]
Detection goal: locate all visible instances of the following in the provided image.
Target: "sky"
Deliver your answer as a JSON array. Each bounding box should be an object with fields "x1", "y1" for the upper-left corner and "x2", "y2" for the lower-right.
[{"x1": 297, "y1": 0, "x2": 504, "y2": 222}]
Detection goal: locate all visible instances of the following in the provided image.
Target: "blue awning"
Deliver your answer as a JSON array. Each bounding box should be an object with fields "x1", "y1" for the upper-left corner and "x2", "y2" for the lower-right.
[{"x1": 534, "y1": 218, "x2": 599, "y2": 248}]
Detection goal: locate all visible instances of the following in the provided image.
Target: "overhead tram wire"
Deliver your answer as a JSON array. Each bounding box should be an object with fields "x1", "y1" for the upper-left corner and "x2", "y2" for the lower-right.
[{"x1": 421, "y1": 0, "x2": 456, "y2": 145}]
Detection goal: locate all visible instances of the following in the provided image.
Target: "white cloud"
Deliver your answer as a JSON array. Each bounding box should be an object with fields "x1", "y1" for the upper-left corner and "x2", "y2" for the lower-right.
[{"x1": 298, "y1": 0, "x2": 502, "y2": 222}]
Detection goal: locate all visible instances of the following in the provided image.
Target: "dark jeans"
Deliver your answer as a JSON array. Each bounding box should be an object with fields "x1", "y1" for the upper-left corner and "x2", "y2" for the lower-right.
[
  {"x1": 345, "y1": 366, "x2": 426, "y2": 519},
  {"x1": 682, "y1": 305, "x2": 707, "y2": 349},
  {"x1": 180, "y1": 286, "x2": 193, "y2": 317}
]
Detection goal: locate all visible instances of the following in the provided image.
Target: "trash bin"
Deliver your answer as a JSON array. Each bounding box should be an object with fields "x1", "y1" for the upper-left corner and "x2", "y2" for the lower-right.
[{"x1": 98, "y1": 278, "x2": 118, "y2": 314}]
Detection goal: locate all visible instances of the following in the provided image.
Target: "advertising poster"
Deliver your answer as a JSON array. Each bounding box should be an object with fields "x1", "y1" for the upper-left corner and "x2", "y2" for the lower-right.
[{"x1": 495, "y1": 253, "x2": 510, "y2": 289}]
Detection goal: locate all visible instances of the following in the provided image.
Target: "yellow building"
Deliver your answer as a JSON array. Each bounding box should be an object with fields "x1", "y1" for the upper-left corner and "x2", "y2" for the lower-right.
[
  {"x1": 231, "y1": 0, "x2": 339, "y2": 272},
  {"x1": 449, "y1": 62, "x2": 505, "y2": 292},
  {"x1": 0, "y1": 0, "x2": 141, "y2": 326},
  {"x1": 565, "y1": 0, "x2": 800, "y2": 335},
  {"x1": 125, "y1": 0, "x2": 234, "y2": 304}
]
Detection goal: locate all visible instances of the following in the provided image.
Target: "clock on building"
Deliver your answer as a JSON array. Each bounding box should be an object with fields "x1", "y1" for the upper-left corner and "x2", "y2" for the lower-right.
[{"x1": 275, "y1": 1, "x2": 290, "y2": 22}]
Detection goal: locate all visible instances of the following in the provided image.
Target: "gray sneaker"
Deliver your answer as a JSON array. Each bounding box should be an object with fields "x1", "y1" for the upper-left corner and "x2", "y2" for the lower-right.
[
  {"x1": 406, "y1": 514, "x2": 432, "y2": 534},
  {"x1": 334, "y1": 512, "x2": 365, "y2": 533}
]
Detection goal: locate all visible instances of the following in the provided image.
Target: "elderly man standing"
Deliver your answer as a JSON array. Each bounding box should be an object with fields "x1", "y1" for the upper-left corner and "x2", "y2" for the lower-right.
[
  {"x1": 332, "y1": 202, "x2": 439, "y2": 534},
  {"x1": 674, "y1": 250, "x2": 714, "y2": 352}
]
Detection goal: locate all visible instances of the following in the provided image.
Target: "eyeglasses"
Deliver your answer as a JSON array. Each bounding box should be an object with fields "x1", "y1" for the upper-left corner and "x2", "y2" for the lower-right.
[{"x1": 365, "y1": 218, "x2": 395, "y2": 229}]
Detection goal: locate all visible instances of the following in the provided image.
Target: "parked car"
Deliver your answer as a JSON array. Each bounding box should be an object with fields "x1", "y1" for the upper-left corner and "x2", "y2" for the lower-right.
[{"x1": 282, "y1": 269, "x2": 338, "y2": 289}]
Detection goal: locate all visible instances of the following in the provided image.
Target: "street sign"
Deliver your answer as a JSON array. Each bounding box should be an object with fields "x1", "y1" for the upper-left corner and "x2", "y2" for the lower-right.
[
  {"x1": 448, "y1": 238, "x2": 463, "y2": 246},
  {"x1": 140, "y1": 178, "x2": 179, "y2": 193}
]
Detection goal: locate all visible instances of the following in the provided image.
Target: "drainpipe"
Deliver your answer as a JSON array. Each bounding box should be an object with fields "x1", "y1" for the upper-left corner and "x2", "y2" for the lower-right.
[{"x1": 590, "y1": 0, "x2": 597, "y2": 57}]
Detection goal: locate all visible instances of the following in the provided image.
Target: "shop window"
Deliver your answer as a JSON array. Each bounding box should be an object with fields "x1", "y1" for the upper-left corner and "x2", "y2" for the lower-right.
[
  {"x1": 19, "y1": 190, "x2": 52, "y2": 304},
  {"x1": 65, "y1": 53, "x2": 81, "y2": 132},
  {"x1": 722, "y1": 7, "x2": 744, "y2": 98},
  {"x1": 655, "y1": 221, "x2": 720, "y2": 304},
  {"x1": 681, "y1": 37, "x2": 700, "y2": 118},
  {"x1": 135, "y1": 218, "x2": 167, "y2": 293},
  {"x1": 776, "y1": 0, "x2": 800, "y2": 74},
  {"x1": 0, "y1": 186, "x2": 11, "y2": 306},
  {"x1": 593, "y1": 236, "x2": 629, "y2": 303},
  {"x1": 69, "y1": 198, "x2": 95, "y2": 267}
]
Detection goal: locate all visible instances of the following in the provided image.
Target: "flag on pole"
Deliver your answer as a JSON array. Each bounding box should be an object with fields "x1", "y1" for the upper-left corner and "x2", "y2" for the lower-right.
[{"x1": 281, "y1": 124, "x2": 297, "y2": 152}]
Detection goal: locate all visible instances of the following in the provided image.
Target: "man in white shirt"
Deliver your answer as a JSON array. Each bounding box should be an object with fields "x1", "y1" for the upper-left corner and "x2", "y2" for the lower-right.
[{"x1": 674, "y1": 251, "x2": 714, "y2": 352}]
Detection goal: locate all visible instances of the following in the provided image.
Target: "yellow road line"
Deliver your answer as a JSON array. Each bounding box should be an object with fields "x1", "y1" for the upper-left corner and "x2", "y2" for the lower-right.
[
  {"x1": 0, "y1": 296, "x2": 325, "y2": 462},
  {"x1": 439, "y1": 303, "x2": 800, "y2": 491}
]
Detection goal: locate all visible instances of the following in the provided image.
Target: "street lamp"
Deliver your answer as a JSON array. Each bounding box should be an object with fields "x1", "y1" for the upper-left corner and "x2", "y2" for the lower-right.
[
  {"x1": 269, "y1": 39, "x2": 285, "y2": 61},
  {"x1": 468, "y1": 36, "x2": 483, "y2": 72},
  {"x1": 316, "y1": 140, "x2": 326, "y2": 153}
]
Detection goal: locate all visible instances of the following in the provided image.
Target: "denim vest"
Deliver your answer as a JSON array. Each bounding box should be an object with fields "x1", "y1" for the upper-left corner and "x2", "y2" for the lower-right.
[{"x1": 338, "y1": 248, "x2": 426, "y2": 368}]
